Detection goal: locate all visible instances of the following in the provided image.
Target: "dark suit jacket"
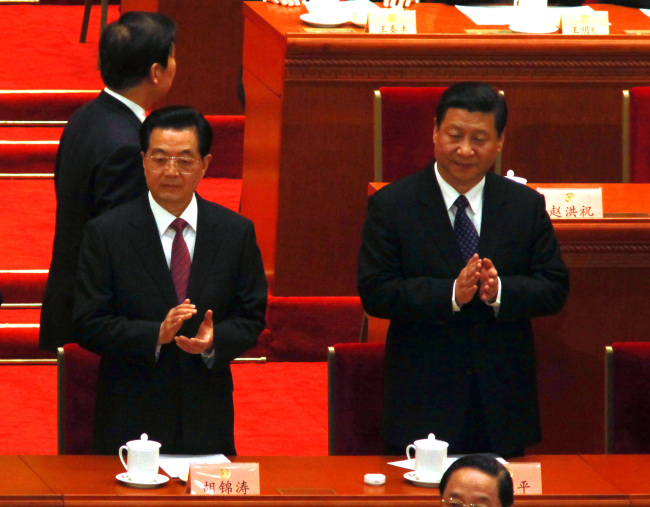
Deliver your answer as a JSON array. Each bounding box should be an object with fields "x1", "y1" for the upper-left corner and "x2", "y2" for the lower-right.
[
  {"x1": 72, "y1": 194, "x2": 268, "y2": 455},
  {"x1": 40, "y1": 91, "x2": 147, "y2": 352},
  {"x1": 357, "y1": 164, "x2": 569, "y2": 455}
]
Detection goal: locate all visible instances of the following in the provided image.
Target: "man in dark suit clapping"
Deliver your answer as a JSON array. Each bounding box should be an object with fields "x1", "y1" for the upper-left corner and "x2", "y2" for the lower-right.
[
  {"x1": 358, "y1": 82, "x2": 569, "y2": 457},
  {"x1": 73, "y1": 107, "x2": 267, "y2": 455}
]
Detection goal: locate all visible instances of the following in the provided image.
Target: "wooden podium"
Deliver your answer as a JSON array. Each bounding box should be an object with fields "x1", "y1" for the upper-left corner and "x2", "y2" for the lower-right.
[{"x1": 241, "y1": 2, "x2": 650, "y2": 297}]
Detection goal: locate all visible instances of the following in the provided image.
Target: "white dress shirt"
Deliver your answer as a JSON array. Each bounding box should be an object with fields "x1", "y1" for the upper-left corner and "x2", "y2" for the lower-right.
[
  {"x1": 148, "y1": 193, "x2": 214, "y2": 365},
  {"x1": 433, "y1": 163, "x2": 501, "y2": 313}
]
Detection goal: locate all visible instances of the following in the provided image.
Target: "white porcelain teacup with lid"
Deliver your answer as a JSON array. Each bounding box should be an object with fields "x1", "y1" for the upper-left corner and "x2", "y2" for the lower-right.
[
  {"x1": 119, "y1": 433, "x2": 161, "y2": 483},
  {"x1": 406, "y1": 433, "x2": 448, "y2": 482}
]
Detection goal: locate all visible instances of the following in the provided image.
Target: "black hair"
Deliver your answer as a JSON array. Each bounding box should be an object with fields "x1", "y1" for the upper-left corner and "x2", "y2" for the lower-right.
[
  {"x1": 100, "y1": 12, "x2": 176, "y2": 91},
  {"x1": 439, "y1": 454, "x2": 514, "y2": 507},
  {"x1": 436, "y1": 82, "x2": 507, "y2": 137},
  {"x1": 140, "y1": 106, "x2": 213, "y2": 158}
]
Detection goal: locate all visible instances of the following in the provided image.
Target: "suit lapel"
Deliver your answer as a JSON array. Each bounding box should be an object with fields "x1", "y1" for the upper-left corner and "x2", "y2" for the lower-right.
[
  {"x1": 186, "y1": 195, "x2": 222, "y2": 304},
  {"x1": 478, "y1": 172, "x2": 507, "y2": 261},
  {"x1": 416, "y1": 165, "x2": 465, "y2": 276},
  {"x1": 127, "y1": 196, "x2": 178, "y2": 309}
]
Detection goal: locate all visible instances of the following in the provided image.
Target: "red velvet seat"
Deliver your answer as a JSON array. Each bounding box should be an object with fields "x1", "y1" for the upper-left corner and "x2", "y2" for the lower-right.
[
  {"x1": 374, "y1": 87, "x2": 446, "y2": 182},
  {"x1": 624, "y1": 88, "x2": 650, "y2": 183},
  {"x1": 605, "y1": 343, "x2": 650, "y2": 453},
  {"x1": 57, "y1": 344, "x2": 100, "y2": 454},
  {"x1": 327, "y1": 343, "x2": 385, "y2": 455}
]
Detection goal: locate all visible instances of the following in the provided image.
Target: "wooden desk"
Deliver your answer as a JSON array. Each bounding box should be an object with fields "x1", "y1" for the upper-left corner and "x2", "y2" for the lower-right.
[
  {"x1": 581, "y1": 455, "x2": 650, "y2": 507},
  {"x1": 241, "y1": 2, "x2": 650, "y2": 296},
  {"x1": 14, "y1": 455, "x2": 640, "y2": 505},
  {"x1": 0, "y1": 455, "x2": 59, "y2": 506},
  {"x1": 368, "y1": 182, "x2": 650, "y2": 454}
]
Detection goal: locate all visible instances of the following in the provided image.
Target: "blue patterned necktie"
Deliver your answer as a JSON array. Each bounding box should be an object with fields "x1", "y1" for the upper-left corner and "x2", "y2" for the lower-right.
[{"x1": 454, "y1": 195, "x2": 479, "y2": 264}]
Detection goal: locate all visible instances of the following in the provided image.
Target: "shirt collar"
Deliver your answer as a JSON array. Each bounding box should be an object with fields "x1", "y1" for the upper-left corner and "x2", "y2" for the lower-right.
[
  {"x1": 148, "y1": 192, "x2": 198, "y2": 236},
  {"x1": 434, "y1": 162, "x2": 485, "y2": 214},
  {"x1": 103, "y1": 87, "x2": 147, "y2": 123}
]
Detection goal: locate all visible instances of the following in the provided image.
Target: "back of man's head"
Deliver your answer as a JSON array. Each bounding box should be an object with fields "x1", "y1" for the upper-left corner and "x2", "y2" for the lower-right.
[
  {"x1": 439, "y1": 454, "x2": 514, "y2": 507},
  {"x1": 100, "y1": 11, "x2": 176, "y2": 92},
  {"x1": 140, "y1": 106, "x2": 213, "y2": 158},
  {"x1": 436, "y1": 82, "x2": 508, "y2": 137}
]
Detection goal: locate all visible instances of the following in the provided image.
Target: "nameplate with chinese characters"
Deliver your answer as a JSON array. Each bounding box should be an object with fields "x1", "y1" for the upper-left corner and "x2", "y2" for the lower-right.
[
  {"x1": 537, "y1": 187, "x2": 603, "y2": 219},
  {"x1": 187, "y1": 463, "x2": 260, "y2": 496},
  {"x1": 506, "y1": 462, "x2": 542, "y2": 495},
  {"x1": 561, "y1": 11, "x2": 609, "y2": 35},
  {"x1": 368, "y1": 9, "x2": 416, "y2": 34}
]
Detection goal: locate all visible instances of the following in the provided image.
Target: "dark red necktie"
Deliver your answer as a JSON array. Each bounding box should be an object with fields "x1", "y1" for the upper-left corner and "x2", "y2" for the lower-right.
[{"x1": 170, "y1": 218, "x2": 191, "y2": 304}]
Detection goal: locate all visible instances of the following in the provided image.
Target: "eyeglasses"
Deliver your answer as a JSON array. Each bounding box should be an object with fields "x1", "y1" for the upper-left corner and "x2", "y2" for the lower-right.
[
  {"x1": 442, "y1": 498, "x2": 490, "y2": 507},
  {"x1": 145, "y1": 155, "x2": 200, "y2": 174}
]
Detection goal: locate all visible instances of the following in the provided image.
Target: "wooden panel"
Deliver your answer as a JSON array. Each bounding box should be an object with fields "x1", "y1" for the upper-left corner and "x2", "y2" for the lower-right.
[
  {"x1": 241, "y1": 2, "x2": 650, "y2": 296},
  {"x1": 148, "y1": 0, "x2": 245, "y2": 115}
]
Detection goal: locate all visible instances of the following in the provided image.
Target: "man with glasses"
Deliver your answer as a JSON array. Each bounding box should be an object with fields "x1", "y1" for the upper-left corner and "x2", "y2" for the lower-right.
[
  {"x1": 72, "y1": 106, "x2": 267, "y2": 455},
  {"x1": 440, "y1": 455, "x2": 514, "y2": 507}
]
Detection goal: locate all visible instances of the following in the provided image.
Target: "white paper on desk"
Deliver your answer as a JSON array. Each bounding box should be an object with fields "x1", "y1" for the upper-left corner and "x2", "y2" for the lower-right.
[
  {"x1": 389, "y1": 455, "x2": 507, "y2": 471},
  {"x1": 456, "y1": 5, "x2": 592, "y2": 27},
  {"x1": 642, "y1": 9, "x2": 650, "y2": 19},
  {"x1": 159, "y1": 454, "x2": 230, "y2": 478}
]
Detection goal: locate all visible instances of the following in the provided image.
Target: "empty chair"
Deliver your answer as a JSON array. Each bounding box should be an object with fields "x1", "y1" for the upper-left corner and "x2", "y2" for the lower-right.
[
  {"x1": 57, "y1": 344, "x2": 100, "y2": 454},
  {"x1": 622, "y1": 88, "x2": 650, "y2": 182},
  {"x1": 328, "y1": 343, "x2": 385, "y2": 455},
  {"x1": 605, "y1": 342, "x2": 650, "y2": 453}
]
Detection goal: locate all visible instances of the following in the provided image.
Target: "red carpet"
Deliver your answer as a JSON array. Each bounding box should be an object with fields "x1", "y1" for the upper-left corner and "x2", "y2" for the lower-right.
[
  {"x1": 0, "y1": 4, "x2": 348, "y2": 457},
  {"x1": 0, "y1": 5, "x2": 119, "y2": 90},
  {"x1": 0, "y1": 362, "x2": 328, "y2": 456}
]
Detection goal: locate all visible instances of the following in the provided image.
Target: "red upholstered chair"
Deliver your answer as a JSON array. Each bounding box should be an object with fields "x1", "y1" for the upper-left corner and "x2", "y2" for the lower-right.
[
  {"x1": 56, "y1": 344, "x2": 266, "y2": 454},
  {"x1": 605, "y1": 343, "x2": 650, "y2": 453},
  {"x1": 359, "y1": 313, "x2": 390, "y2": 344},
  {"x1": 623, "y1": 88, "x2": 650, "y2": 183},
  {"x1": 374, "y1": 87, "x2": 445, "y2": 182},
  {"x1": 374, "y1": 86, "x2": 503, "y2": 182},
  {"x1": 327, "y1": 343, "x2": 385, "y2": 455},
  {"x1": 57, "y1": 344, "x2": 100, "y2": 454},
  {"x1": 205, "y1": 115, "x2": 245, "y2": 179}
]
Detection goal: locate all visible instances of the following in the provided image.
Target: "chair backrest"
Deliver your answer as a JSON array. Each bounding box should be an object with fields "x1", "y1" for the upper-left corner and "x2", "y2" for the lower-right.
[
  {"x1": 605, "y1": 342, "x2": 650, "y2": 453},
  {"x1": 57, "y1": 344, "x2": 100, "y2": 455},
  {"x1": 327, "y1": 343, "x2": 385, "y2": 455},
  {"x1": 623, "y1": 88, "x2": 650, "y2": 183},
  {"x1": 359, "y1": 312, "x2": 390, "y2": 344},
  {"x1": 374, "y1": 87, "x2": 503, "y2": 183},
  {"x1": 374, "y1": 87, "x2": 445, "y2": 182}
]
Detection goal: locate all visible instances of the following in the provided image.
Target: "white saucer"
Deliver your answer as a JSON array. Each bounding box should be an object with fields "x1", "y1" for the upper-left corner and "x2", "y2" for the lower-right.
[
  {"x1": 509, "y1": 22, "x2": 557, "y2": 34},
  {"x1": 116, "y1": 472, "x2": 169, "y2": 488},
  {"x1": 404, "y1": 471, "x2": 442, "y2": 488},
  {"x1": 300, "y1": 12, "x2": 349, "y2": 27}
]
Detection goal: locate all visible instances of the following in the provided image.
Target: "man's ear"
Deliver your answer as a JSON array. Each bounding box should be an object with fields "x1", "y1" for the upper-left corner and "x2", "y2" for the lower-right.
[
  {"x1": 497, "y1": 130, "x2": 505, "y2": 153},
  {"x1": 149, "y1": 63, "x2": 162, "y2": 85},
  {"x1": 201, "y1": 154, "x2": 212, "y2": 178}
]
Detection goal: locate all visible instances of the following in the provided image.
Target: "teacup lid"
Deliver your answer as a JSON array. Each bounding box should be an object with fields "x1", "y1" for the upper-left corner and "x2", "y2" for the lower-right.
[
  {"x1": 127, "y1": 433, "x2": 161, "y2": 450},
  {"x1": 414, "y1": 433, "x2": 448, "y2": 450}
]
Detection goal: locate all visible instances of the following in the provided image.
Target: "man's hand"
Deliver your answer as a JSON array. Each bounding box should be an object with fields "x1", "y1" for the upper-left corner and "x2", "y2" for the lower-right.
[
  {"x1": 159, "y1": 299, "x2": 196, "y2": 345},
  {"x1": 455, "y1": 254, "x2": 481, "y2": 306},
  {"x1": 175, "y1": 309, "x2": 214, "y2": 355},
  {"x1": 383, "y1": 0, "x2": 412, "y2": 8},
  {"x1": 479, "y1": 257, "x2": 499, "y2": 304},
  {"x1": 263, "y1": 0, "x2": 302, "y2": 6}
]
